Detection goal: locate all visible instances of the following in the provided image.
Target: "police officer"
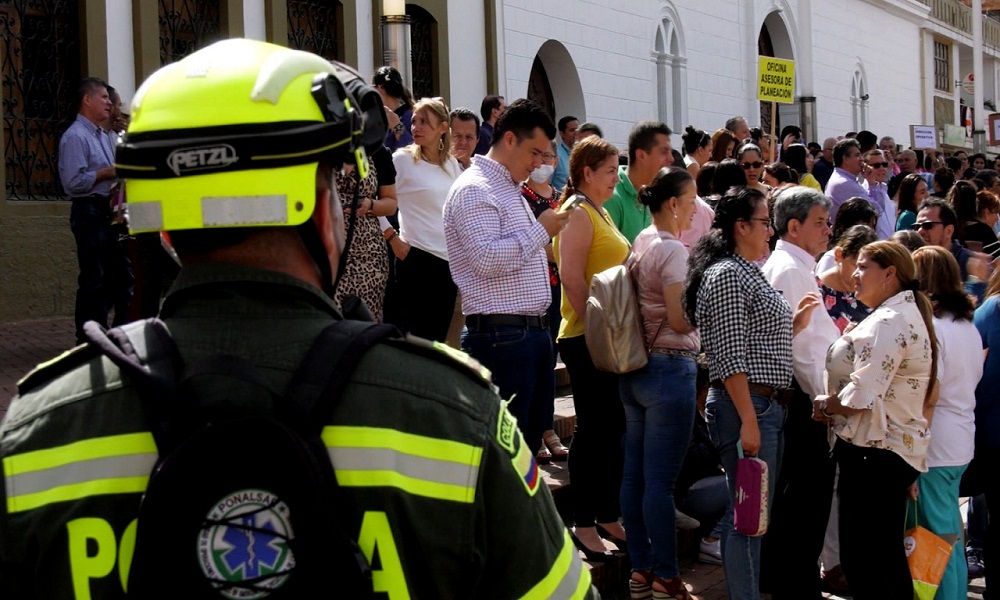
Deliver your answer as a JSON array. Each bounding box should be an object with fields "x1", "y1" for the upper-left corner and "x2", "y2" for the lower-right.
[{"x1": 0, "y1": 39, "x2": 596, "y2": 600}]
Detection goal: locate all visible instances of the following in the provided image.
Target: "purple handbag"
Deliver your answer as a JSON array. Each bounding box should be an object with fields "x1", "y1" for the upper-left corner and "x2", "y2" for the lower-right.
[{"x1": 733, "y1": 445, "x2": 769, "y2": 537}]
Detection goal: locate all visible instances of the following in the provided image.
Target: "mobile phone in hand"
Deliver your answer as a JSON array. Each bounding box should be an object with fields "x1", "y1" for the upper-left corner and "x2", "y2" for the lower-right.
[{"x1": 558, "y1": 195, "x2": 584, "y2": 213}]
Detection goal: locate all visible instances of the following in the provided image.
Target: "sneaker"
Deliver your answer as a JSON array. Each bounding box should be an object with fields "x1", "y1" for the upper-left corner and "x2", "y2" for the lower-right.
[
  {"x1": 675, "y1": 508, "x2": 700, "y2": 530},
  {"x1": 698, "y1": 537, "x2": 722, "y2": 565},
  {"x1": 968, "y1": 547, "x2": 986, "y2": 580}
]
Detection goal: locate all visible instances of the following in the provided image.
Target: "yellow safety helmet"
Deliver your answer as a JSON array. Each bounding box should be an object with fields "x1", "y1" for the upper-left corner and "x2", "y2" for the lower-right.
[{"x1": 116, "y1": 38, "x2": 386, "y2": 234}]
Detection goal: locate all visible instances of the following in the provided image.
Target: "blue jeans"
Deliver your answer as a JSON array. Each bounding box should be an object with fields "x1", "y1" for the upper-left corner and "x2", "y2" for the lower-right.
[
  {"x1": 464, "y1": 324, "x2": 554, "y2": 451},
  {"x1": 70, "y1": 197, "x2": 122, "y2": 342},
  {"x1": 705, "y1": 387, "x2": 784, "y2": 600},
  {"x1": 619, "y1": 354, "x2": 697, "y2": 578}
]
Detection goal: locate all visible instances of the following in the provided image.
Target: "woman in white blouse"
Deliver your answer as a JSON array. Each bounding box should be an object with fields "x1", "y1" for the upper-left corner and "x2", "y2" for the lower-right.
[
  {"x1": 912, "y1": 245, "x2": 983, "y2": 598},
  {"x1": 814, "y1": 240, "x2": 937, "y2": 600},
  {"x1": 390, "y1": 97, "x2": 462, "y2": 342}
]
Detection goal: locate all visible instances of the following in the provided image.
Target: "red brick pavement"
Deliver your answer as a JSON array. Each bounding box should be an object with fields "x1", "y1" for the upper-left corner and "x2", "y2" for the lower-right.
[
  {"x1": 0, "y1": 318, "x2": 990, "y2": 600},
  {"x1": 0, "y1": 318, "x2": 76, "y2": 415}
]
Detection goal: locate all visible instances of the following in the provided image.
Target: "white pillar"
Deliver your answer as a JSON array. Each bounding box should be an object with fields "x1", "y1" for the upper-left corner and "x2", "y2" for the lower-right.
[
  {"x1": 973, "y1": 0, "x2": 986, "y2": 151},
  {"x1": 447, "y1": 0, "x2": 487, "y2": 111},
  {"x1": 105, "y1": 0, "x2": 135, "y2": 105},
  {"x1": 243, "y1": 0, "x2": 266, "y2": 40},
  {"x1": 354, "y1": 2, "x2": 374, "y2": 78}
]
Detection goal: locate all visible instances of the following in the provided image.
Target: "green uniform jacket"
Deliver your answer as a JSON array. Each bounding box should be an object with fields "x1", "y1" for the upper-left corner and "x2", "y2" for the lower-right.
[{"x1": 0, "y1": 264, "x2": 596, "y2": 600}]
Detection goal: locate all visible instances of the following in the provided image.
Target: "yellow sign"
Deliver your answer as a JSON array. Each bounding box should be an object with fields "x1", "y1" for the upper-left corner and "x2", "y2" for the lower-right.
[{"x1": 757, "y1": 57, "x2": 796, "y2": 104}]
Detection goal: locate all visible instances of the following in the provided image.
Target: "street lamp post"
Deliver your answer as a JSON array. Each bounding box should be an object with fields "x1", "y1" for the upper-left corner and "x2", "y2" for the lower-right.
[{"x1": 381, "y1": 0, "x2": 412, "y2": 91}]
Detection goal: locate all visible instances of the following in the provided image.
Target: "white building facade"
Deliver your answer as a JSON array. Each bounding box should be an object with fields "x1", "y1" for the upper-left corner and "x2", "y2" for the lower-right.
[{"x1": 2, "y1": 0, "x2": 999, "y2": 321}]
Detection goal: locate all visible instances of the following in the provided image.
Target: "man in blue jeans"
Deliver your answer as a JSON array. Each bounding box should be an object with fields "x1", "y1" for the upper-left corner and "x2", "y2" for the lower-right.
[
  {"x1": 58, "y1": 77, "x2": 120, "y2": 343},
  {"x1": 443, "y1": 99, "x2": 568, "y2": 452}
]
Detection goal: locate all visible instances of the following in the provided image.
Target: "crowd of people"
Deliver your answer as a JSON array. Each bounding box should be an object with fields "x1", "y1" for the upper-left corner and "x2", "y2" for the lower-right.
[{"x1": 42, "y1": 52, "x2": 999, "y2": 600}]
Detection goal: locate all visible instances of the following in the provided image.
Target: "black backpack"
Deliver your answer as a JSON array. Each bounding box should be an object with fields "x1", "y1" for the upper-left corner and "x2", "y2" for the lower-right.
[{"x1": 84, "y1": 317, "x2": 397, "y2": 599}]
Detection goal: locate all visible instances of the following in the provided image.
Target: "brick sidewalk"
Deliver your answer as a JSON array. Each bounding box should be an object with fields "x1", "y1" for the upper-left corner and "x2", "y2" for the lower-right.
[
  {"x1": 0, "y1": 317, "x2": 76, "y2": 415},
  {"x1": 0, "y1": 317, "x2": 989, "y2": 600}
]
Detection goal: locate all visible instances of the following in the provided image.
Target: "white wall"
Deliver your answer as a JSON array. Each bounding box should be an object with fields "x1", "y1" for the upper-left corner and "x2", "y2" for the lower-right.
[
  {"x1": 447, "y1": 0, "x2": 488, "y2": 112},
  {"x1": 498, "y1": 0, "x2": 926, "y2": 149}
]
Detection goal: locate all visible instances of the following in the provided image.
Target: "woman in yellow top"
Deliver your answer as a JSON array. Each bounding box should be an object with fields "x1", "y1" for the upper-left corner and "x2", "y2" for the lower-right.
[{"x1": 555, "y1": 136, "x2": 631, "y2": 561}]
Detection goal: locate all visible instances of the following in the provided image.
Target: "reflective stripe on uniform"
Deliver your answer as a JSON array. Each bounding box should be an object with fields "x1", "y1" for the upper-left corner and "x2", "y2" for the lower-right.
[
  {"x1": 518, "y1": 530, "x2": 593, "y2": 600},
  {"x1": 323, "y1": 426, "x2": 482, "y2": 504},
  {"x1": 3, "y1": 432, "x2": 157, "y2": 513}
]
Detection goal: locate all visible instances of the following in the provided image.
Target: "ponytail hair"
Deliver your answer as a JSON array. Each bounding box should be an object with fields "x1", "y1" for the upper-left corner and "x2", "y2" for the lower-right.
[
  {"x1": 558, "y1": 136, "x2": 619, "y2": 206},
  {"x1": 684, "y1": 186, "x2": 765, "y2": 324},
  {"x1": 858, "y1": 240, "x2": 938, "y2": 406},
  {"x1": 639, "y1": 167, "x2": 693, "y2": 214}
]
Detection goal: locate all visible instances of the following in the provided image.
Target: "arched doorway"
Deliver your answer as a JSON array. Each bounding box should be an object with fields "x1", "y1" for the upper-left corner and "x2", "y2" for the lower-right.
[
  {"x1": 527, "y1": 40, "x2": 585, "y2": 127},
  {"x1": 528, "y1": 56, "x2": 555, "y2": 119},
  {"x1": 757, "y1": 10, "x2": 795, "y2": 142},
  {"x1": 407, "y1": 5, "x2": 437, "y2": 100}
]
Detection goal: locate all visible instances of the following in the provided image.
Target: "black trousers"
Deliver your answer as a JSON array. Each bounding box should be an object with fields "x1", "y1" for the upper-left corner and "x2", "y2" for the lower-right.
[
  {"x1": 760, "y1": 382, "x2": 835, "y2": 599},
  {"x1": 557, "y1": 335, "x2": 624, "y2": 527},
  {"x1": 394, "y1": 246, "x2": 456, "y2": 343},
  {"x1": 982, "y1": 445, "x2": 1000, "y2": 598},
  {"x1": 835, "y1": 438, "x2": 918, "y2": 600}
]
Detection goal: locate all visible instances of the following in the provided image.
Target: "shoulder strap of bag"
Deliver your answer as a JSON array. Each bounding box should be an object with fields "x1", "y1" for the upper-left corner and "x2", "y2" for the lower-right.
[
  {"x1": 83, "y1": 318, "x2": 400, "y2": 444},
  {"x1": 627, "y1": 240, "x2": 666, "y2": 352},
  {"x1": 282, "y1": 320, "x2": 400, "y2": 434}
]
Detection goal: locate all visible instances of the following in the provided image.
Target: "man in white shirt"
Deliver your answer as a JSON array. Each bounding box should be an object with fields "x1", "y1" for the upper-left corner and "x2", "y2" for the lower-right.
[{"x1": 760, "y1": 186, "x2": 841, "y2": 600}]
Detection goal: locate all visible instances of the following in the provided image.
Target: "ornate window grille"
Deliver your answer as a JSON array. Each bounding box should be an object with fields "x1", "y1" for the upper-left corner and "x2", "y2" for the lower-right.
[
  {"x1": 1, "y1": 0, "x2": 81, "y2": 200},
  {"x1": 287, "y1": 0, "x2": 341, "y2": 61},
  {"x1": 407, "y1": 5, "x2": 436, "y2": 100},
  {"x1": 159, "y1": 0, "x2": 220, "y2": 66}
]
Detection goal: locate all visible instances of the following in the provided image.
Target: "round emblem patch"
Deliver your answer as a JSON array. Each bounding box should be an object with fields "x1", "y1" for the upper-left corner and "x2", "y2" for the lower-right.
[{"x1": 198, "y1": 489, "x2": 296, "y2": 599}]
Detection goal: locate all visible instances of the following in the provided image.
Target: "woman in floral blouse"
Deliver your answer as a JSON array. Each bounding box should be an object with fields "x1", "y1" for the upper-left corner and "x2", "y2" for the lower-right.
[{"x1": 813, "y1": 240, "x2": 937, "y2": 600}]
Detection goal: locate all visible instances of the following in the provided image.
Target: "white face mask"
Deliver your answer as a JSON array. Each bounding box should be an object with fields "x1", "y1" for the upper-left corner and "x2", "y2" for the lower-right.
[{"x1": 529, "y1": 164, "x2": 555, "y2": 183}]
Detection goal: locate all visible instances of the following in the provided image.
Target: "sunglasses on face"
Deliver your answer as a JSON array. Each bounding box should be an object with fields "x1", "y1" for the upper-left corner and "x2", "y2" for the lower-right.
[
  {"x1": 741, "y1": 161, "x2": 763, "y2": 170},
  {"x1": 867, "y1": 162, "x2": 890, "y2": 169},
  {"x1": 911, "y1": 221, "x2": 943, "y2": 231}
]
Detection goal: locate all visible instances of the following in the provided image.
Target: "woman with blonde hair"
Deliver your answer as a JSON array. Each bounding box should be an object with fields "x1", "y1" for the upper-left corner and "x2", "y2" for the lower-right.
[
  {"x1": 912, "y1": 245, "x2": 982, "y2": 599},
  {"x1": 555, "y1": 136, "x2": 631, "y2": 561},
  {"x1": 814, "y1": 240, "x2": 936, "y2": 599},
  {"x1": 390, "y1": 97, "x2": 462, "y2": 342}
]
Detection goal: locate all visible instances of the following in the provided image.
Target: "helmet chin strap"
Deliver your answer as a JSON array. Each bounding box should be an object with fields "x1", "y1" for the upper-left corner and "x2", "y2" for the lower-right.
[
  {"x1": 296, "y1": 220, "x2": 336, "y2": 302},
  {"x1": 297, "y1": 176, "x2": 361, "y2": 305}
]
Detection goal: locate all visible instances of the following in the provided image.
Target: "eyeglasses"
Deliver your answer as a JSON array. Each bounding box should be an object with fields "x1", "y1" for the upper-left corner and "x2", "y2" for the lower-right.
[
  {"x1": 742, "y1": 217, "x2": 773, "y2": 229},
  {"x1": 911, "y1": 221, "x2": 943, "y2": 231},
  {"x1": 867, "y1": 162, "x2": 890, "y2": 169},
  {"x1": 532, "y1": 150, "x2": 557, "y2": 161},
  {"x1": 741, "y1": 161, "x2": 763, "y2": 170}
]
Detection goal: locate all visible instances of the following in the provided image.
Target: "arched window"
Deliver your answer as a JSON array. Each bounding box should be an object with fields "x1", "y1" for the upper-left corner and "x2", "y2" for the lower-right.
[
  {"x1": 407, "y1": 5, "x2": 437, "y2": 100},
  {"x1": 1, "y1": 0, "x2": 81, "y2": 199},
  {"x1": 159, "y1": 0, "x2": 221, "y2": 66},
  {"x1": 851, "y1": 66, "x2": 869, "y2": 132},
  {"x1": 288, "y1": 0, "x2": 343, "y2": 62},
  {"x1": 653, "y1": 8, "x2": 686, "y2": 131}
]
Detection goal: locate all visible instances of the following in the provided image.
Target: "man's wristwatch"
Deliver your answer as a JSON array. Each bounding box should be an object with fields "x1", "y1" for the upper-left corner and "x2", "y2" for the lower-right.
[{"x1": 392, "y1": 122, "x2": 404, "y2": 136}]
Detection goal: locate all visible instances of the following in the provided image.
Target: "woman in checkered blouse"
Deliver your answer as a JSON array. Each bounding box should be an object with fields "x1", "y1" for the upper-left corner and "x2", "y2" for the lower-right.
[{"x1": 683, "y1": 186, "x2": 793, "y2": 600}]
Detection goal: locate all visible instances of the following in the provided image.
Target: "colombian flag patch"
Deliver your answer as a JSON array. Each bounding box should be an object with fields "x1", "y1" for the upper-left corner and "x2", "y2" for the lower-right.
[{"x1": 512, "y1": 438, "x2": 540, "y2": 497}]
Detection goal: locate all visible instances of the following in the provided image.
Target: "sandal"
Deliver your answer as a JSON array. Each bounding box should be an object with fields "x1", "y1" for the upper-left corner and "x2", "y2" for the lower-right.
[
  {"x1": 543, "y1": 431, "x2": 569, "y2": 460},
  {"x1": 536, "y1": 444, "x2": 552, "y2": 464},
  {"x1": 651, "y1": 576, "x2": 692, "y2": 600},
  {"x1": 629, "y1": 569, "x2": 654, "y2": 600}
]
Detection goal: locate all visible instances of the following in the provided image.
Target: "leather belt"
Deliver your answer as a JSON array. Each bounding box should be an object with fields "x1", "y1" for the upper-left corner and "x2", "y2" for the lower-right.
[
  {"x1": 709, "y1": 380, "x2": 793, "y2": 405},
  {"x1": 649, "y1": 348, "x2": 698, "y2": 360},
  {"x1": 466, "y1": 313, "x2": 549, "y2": 330}
]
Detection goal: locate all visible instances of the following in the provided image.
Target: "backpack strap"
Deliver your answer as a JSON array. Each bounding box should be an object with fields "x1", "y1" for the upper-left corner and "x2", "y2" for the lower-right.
[{"x1": 282, "y1": 320, "x2": 400, "y2": 433}]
